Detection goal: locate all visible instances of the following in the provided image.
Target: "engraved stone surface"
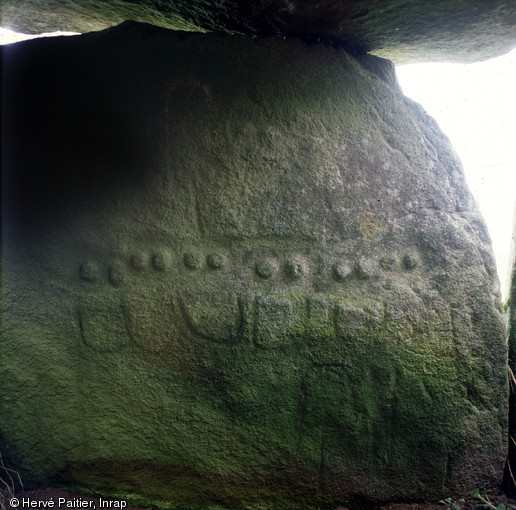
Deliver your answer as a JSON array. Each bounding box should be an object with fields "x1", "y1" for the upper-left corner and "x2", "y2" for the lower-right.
[
  {"x1": 253, "y1": 296, "x2": 294, "y2": 347},
  {"x1": 125, "y1": 295, "x2": 178, "y2": 352},
  {"x1": 180, "y1": 291, "x2": 242, "y2": 344},
  {"x1": 1, "y1": 23, "x2": 508, "y2": 509},
  {"x1": 108, "y1": 262, "x2": 126, "y2": 286},
  {"x1": 79, "y1": 299, "x2": 128, "y2": 352}
]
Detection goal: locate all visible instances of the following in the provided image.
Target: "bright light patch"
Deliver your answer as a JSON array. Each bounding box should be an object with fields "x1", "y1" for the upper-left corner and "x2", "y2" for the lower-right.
[
  {"x1": 0, "y1": 27, "x2": 79, "y2": 45},
  {"x1": 396, "y1": 49, "x2": 516, "y2": 299}
]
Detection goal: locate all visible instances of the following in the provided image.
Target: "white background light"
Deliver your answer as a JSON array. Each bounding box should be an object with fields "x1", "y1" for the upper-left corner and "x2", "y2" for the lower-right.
[
  {"x1": 397, "y1": 50, "x2": 516, "y2": 299},
  {"x1": 0, "y1": 27, "x2": 78, "y2": 44}
]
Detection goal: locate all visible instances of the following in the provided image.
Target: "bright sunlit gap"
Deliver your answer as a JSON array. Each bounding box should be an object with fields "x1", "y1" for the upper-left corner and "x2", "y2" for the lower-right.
[
  {"x1": 2, "y1": 28, "x2": 514, "y2": 298},
  {"x1": 396, "y1": 49, "x2": 516, "y2": 300},
  {"x1": 0, "y1": 27, "x2": 79, "y2": 44}
]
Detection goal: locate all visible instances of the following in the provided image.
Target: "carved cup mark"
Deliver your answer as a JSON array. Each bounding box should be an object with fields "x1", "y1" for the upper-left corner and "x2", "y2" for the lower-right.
[
  {"x1": 333, "y1": 262, "x2": 352, "y2": 281},
  {"x1": 403, "y1": 254, "x2": 418, "y2": 270},
  {"x1": 131, "y1": 252, "x2": 147, "y2": 271},
  {"x1": 152, "y1": 252, "x2": 167, "y2": 271},
  {"x1": 255, "y1": 259, "x2": 276, "y2": 278},
  {"x1": 285, "y1": 258, "x2": 305, "y2": 279},
  {"x1": 79, "y1": 262, "x2": 97, "y2": 282},
  {"x1": 207, "y1": 253, "x2": 225, "y2": 269},
  {"x1": 379, "y1": 257, "x2": 397, "y2": 271},
  {"x1": 184, "y1": 252, "x2": 202, "y2": 270}
]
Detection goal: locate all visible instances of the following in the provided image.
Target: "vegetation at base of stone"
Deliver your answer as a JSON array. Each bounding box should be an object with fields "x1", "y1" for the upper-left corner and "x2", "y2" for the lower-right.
[
  {"x1": 504, "y1": 219, "x2": 516, "y2": 499},
  {"x1": 0, "y1": 453, "x2": 23, "y2": 510},
  {"x1": 470, "y1": 489, "x2": 516, "y2": 510},
  {"x1": 439, "y1": 490, "x2": 516, "y2": 510},
  {"x1": 440, "y1": 496, "x2": 466, "y2": 510}
]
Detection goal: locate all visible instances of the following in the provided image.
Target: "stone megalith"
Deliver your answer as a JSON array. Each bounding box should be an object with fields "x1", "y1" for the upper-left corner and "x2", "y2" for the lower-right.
[
  {"x1": 1, "y1": 22, "x2": 508, "y2": 508},
  {"x1": 3, "y1": 0, "x2": 516, "y2": 63}
]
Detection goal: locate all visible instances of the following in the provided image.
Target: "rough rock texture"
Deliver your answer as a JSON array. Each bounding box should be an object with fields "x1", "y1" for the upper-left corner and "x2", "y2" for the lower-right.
[
  {"x1": 507, "y1": 209, "x2": 516, "y2": 493},
  {"x1": 3, "y1": 0, "x2": 516, "y2": 63},
  {"x1": 1, "y1": 22, "x2": 508, "y2": 509}
]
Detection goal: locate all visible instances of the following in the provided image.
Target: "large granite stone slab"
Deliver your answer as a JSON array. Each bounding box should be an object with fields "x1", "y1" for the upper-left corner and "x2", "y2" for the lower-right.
[
  {"x1": 1, "y1": 22, "x2": 508, "y2": 508},
  {"x1": 3, "y1": 0, "x2": 516, "y2": 63}
]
